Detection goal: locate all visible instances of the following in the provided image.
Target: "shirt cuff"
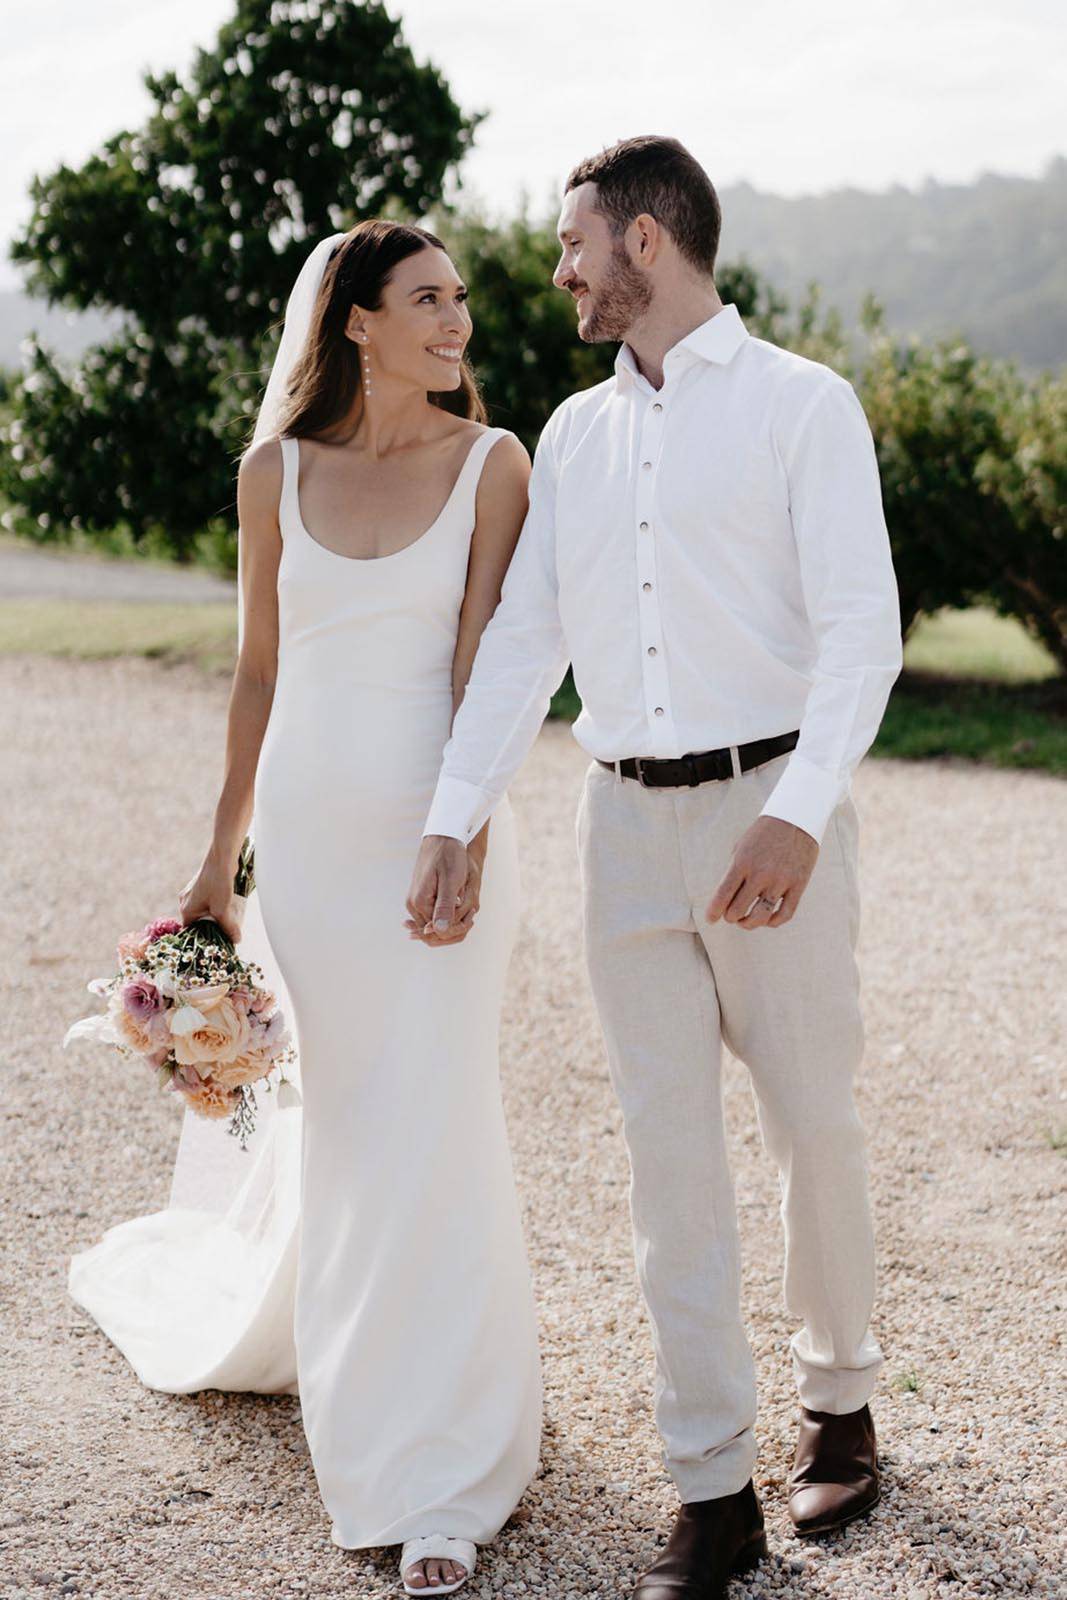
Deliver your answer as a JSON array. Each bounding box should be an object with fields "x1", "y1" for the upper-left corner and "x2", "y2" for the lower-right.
[
  {"x1": 758, "y1": 752, "x2": 848, "y2": 845},
  {"x1": 422, "y1": 776, "x2": 495, "y2": 845}
]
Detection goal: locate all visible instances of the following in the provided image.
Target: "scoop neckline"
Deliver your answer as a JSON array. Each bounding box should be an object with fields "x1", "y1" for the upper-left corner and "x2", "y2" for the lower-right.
[{"x1": 287, "y1": 428, "x2": 495, "y2": 565}]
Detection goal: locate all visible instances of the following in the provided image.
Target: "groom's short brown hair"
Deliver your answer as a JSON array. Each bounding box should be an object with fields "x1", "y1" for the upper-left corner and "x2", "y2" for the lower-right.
[{"x1": 566, "y1": 136, "x2": 721, "y2": 276}]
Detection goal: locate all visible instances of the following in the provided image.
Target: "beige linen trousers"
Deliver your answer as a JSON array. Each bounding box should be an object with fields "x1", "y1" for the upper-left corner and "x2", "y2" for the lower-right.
[{"x1": 576, "y1": 749, "x2": 884, "y2": 1501}]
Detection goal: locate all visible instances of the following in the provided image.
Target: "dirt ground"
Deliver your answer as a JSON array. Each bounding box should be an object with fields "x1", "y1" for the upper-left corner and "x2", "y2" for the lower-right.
[{"x1": 3, "y1": 653, "x2": 1064, "y2": 1599}]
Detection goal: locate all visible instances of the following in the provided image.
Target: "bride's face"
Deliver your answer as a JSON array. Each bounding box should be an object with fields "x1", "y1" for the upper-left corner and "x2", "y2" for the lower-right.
[{"x1": 346, "y1": 247, "x2": 473, "y2": 394}]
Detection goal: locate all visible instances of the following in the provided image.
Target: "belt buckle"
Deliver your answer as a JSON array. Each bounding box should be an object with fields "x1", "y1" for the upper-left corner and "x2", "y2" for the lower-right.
[{"x1": 633, "y1": 756, "x2": 652, "y2": 788}]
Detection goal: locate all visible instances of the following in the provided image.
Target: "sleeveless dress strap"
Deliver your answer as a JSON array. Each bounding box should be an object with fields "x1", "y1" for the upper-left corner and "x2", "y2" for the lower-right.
[
  {"x1": 454, "y1": 425, "x2": 508, "y2": 508},
  {"x1": 277, "y1": 436, "x2": 301, "y2": 539}
]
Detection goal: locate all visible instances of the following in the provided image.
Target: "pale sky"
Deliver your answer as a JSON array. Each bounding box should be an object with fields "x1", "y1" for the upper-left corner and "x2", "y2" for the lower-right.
[{"x1": 6, "y1": 0, "x2": 1064, "y2": 291}]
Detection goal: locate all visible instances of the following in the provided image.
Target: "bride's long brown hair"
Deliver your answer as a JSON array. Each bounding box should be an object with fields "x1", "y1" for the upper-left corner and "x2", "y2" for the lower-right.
[{"x1": 265, "y1": 219, "x2": 487, "y2": 441}]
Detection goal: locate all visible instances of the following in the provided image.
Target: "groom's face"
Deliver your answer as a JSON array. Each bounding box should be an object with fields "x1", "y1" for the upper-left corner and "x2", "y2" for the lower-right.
[{"x1": 554, "y1": 182, "x2": 652, "y2": 343}]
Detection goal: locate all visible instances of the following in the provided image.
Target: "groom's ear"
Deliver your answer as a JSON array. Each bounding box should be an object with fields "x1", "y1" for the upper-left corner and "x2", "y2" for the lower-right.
[{"x1": 631, "y1": 212, "x2": 662, "y2": 262}]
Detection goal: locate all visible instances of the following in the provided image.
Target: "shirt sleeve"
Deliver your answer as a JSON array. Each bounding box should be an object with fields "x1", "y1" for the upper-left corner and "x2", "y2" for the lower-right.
[
  {"x1": 422, "y1": 419, "x2": 572, "y2": 843},
  {"x1": 759, "y1": 376, "x2": 903, "y2": 844}
]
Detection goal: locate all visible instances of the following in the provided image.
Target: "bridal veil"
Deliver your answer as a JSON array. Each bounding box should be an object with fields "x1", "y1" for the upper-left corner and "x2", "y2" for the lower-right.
[{"x1": 67, "y1": 232, "x2": 347, "y2": 1393}]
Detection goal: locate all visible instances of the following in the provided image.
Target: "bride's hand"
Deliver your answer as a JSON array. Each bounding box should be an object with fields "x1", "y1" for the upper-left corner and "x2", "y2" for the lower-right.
[
  {"x1": 178, "y1": 849, "x2": 245, "y2": 943},
  {"x1": 442, "y1": 848, "x2": 483, "y2": 942},
  {"x1": 405, "y1": 835, "x2": 480, "y2": 946}
]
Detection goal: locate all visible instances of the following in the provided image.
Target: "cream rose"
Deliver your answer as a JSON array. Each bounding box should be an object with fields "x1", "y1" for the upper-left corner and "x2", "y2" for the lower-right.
[{"x1": 170, "y1": 997, "x2": 251, "y2": 1067}]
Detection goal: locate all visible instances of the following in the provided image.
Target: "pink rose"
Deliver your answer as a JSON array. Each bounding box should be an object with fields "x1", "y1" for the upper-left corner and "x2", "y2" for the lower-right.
[
  {"x1": 229, "y1": 986, "x2": 254, "y2": 1013},
  {"x1": 248, "y1": 988, "x2": 275, "y2": 1015},
  {"x1": 110, "y1": 992, "x2": 165, "y2": 1056},
  {"x1": 116, "y1": 930, "x2": 149, "y2": 964},
  {"x1": 143, "y1": 918, "x2": 183, "y2": 944},
  {"x1": 251, "y1": 1011, "x2": 289, "y2": 1051},
  {"x1": 121, "y1": 978, "x2": 163, "y2": 1022}
]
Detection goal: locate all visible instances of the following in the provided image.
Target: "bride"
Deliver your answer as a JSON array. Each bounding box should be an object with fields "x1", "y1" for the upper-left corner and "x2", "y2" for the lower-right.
[{"x1": 67, "y1": 220, "x2": 543, "y2": 1596}]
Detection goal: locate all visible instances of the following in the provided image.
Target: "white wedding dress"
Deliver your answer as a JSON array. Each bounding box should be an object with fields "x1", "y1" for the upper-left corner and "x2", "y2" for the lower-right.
[{"x1": 68, "y1": 423, "x2": 542, "y2": 1549}]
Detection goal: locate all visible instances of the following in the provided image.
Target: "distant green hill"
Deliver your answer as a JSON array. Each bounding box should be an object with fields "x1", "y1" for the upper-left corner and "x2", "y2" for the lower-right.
[
  {"x1": 719, "y1": 157, "x2": 1067, "y2": 373},
  {"x1": 3, "y1": 158, "x2": 1064, "y2": 373}
]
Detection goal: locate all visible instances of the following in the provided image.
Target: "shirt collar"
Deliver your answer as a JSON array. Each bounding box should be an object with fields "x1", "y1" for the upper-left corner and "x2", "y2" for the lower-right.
[{"x1": 614, "y1": 302, "x2": 749, "y2": 391}]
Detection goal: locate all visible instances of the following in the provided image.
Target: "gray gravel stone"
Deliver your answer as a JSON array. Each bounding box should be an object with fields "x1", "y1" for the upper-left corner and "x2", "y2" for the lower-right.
[{"x1": 2, "y1": 654, "x2": 1065, "y2": 1598}]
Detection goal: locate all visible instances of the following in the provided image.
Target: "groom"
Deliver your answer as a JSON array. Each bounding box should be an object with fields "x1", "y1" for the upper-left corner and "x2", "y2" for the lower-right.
[{"x1": 408, "y1": 135, "x2": 902, "y2": 1599}]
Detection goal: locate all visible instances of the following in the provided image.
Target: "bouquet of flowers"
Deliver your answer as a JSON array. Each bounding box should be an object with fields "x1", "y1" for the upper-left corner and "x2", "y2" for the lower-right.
[{"x1": 63, "y1": 838, "x2": 296, "y2": 1149}]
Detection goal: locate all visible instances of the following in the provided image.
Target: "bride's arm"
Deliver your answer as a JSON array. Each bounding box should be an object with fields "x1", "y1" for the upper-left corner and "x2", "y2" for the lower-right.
[
  {"x1": 178, "y1": 439, "x2": 283, "y2": 938},
  {"x1": 450, "y1": 432, "x2": 532, "y2": 867},
  {"x1": 413, "y1": 431, "x2": 530, "y2": 944}
]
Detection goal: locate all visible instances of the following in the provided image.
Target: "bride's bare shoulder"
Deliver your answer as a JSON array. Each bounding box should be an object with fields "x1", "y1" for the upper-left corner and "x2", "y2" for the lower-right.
[
  {"x1": 481, "y1": 427, "x2": 530, "y2": 474},
  {"x1": 239, "y1": 435, "x2": 284, "y2": 487},
  {"x1": 475, "y1": 432, "x2": 531, "y2": 527},
  {"x1": 237, "y1": 436, "x2": 284, "y2": 514},
  {"x1": 235, "y1": 438, "x2": 286, "y2": 541}
]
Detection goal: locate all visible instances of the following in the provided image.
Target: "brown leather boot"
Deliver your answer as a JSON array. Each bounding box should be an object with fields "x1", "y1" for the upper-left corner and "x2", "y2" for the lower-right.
[
  {"x1": 788, "y1": 1403, "x2": 880, "y2": 1536},
  {"x1": 632, "y1": 1480, "x2": 768, "y2": 1599}
]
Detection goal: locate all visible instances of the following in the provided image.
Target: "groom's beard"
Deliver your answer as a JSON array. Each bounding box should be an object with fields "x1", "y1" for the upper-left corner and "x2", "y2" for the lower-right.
[{"x1": 579, "y1": 241, "x2": 653, "y2": 342}]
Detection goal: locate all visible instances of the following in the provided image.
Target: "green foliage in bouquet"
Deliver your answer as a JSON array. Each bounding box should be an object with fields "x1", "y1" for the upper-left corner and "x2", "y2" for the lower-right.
[{"x1": 233, "y1": 835, "x2": 256, "y2": 899}]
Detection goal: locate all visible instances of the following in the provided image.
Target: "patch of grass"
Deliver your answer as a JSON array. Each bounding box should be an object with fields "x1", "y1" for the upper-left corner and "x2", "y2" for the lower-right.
[
  {"x1": 903, "y1": 607, "x2": 1058, "y2": 684},
  {"x1": 0, "y1": 523, "x2": 237, "y2": 577},
  {"x1": 550, "y1": 605, "x2": 1066, "y2": 773},
  {"x1": 552, "y1": 667, "x2": 1067, "y2": 775},
  {"x1": 3, "y1": 596, "x2": 1065, "y2": 774},
  {"x1": 1045, "y1": 1127, "x2": 1067, "y2": 1156},
  {"x1": 0, "y1": 600, "x2": 237, "y2": 673},
  {"x1": 892, "y1": 1366, "x2": 923, "y2": 1395},
  {"x1": 873, "y1": 673, "x2": 1067, "y2": 774}
]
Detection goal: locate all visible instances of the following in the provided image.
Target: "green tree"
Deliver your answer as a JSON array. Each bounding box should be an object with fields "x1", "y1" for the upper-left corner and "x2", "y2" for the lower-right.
[
  {"x1": 1, "y1": 0, "x2": 479, "y2": 559},
  {"x1": 857, "y1": 303, "x2": 1019, "y2": 637},
  {"x1": 977, "y1": 370, "x2": 1067, "y2": 669}
]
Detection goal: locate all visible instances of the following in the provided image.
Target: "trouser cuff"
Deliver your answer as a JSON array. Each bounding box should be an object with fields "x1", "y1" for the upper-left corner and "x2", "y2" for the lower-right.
[{"x1": 665, "y1": 1434, "x2": 758, "y2": 1503}]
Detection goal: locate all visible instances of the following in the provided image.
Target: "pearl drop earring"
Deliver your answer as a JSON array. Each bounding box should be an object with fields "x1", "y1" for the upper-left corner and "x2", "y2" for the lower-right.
[{"x1": 361, "y1": 337, "x2": 372, "y2": 398}]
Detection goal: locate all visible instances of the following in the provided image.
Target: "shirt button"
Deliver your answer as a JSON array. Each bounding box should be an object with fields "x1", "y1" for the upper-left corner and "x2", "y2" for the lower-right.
[
  {"x1": 654, "y1": 706, "x2": 664, "y2": 716},
  {"x1": 639, "y1": 520, "x2": 649, "y2": 531},
  {"x1": 642, "y1": 581, "x2": 652, "y2": 591},
  {"x1": 642, "y1": 460, "x2": 652, "y2": 470},
  {"x1": 647, "y1": 646, "x2": 657, "y2": 656},
  {"x1": 653, "y1": 403, "x2": 663, "y2": 412}
]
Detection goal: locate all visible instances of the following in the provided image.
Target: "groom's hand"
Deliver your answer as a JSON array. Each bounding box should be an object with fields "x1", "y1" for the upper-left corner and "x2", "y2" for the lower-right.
[
  {"x1": 706, "y1": 816, "x2": 819, "y2": 930},
  {"x1": 406, "y1": 835, "x2": 471, "y2": 946}
]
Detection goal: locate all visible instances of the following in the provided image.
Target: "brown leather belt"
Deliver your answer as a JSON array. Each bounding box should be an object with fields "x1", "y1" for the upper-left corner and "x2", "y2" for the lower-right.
[{"x1": 597, "y1": 729, "x2": 800, "y2": 788}]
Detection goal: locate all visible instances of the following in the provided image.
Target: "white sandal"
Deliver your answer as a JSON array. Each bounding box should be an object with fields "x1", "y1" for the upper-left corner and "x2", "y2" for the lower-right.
[{"x1": 400, "y1": 1535, "x2": 476, "y2": 1596}]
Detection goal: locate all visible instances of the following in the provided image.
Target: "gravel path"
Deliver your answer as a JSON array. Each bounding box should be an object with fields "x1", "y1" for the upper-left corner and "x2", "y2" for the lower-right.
[{"x1": 3, "y1": 654, "x2": 1065, "y2": 1600}]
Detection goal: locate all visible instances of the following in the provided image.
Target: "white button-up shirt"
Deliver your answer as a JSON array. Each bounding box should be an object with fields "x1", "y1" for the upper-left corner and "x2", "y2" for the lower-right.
[{"x1": 423, "y1": 302, "x2": 903, "y2": 846}]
